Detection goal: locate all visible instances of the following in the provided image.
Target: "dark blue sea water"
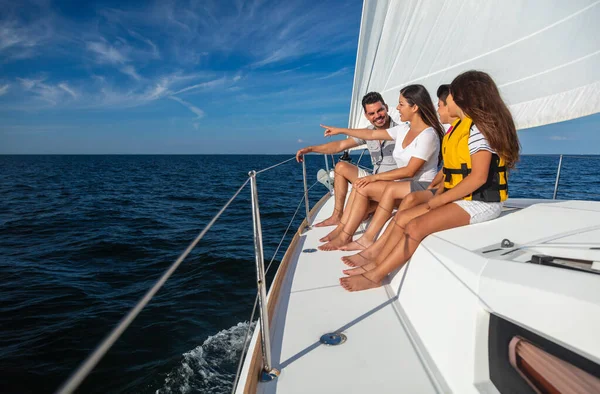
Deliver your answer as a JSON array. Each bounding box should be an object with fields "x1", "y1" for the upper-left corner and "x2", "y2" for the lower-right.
[{"x1": 1, "y1": 154, "x2": 599, "y2": 394}]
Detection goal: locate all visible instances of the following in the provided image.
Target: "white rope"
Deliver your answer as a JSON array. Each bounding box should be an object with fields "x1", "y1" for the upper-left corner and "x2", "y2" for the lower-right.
[
  {"x1": 55, "y1": 178, "x2": 250, "y2": 394},
  {"x1": 255, "y1": 156, "x2": 296, "y2": 175}
]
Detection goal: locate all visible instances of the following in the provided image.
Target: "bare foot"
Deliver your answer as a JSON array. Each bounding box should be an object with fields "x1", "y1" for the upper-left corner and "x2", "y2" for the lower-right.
[
  {"x1": 338, "y1": 236, "x2": 373, "y2": 251},
  {"x1": 314, "y1": 214, "x2": 341, "y2": 228},
  {"x1": 343, "y1": 262, "x2": 376, "y2": 276},
  {"x1": 339, "y1": 271, "x2": 381, "y2": 292},
  {"x1": 318, "y1": 235, "x2": 352, "y2": 251},
  {"x1": 319, "y1": 224, "x2": 343, "y2": 242},
  {"x1": 341, "y1": 253, "x2": 372, "y2": 267}
]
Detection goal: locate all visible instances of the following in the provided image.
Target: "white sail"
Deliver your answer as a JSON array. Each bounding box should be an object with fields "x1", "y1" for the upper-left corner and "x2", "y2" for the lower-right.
[{"x1": 349, "y1": 0, "x2": 600, "y2": 130}]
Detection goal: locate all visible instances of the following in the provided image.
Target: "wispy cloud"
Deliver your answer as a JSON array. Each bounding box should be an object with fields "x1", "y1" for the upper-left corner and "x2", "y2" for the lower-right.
[
  {"x1": 173, "y1": 77, "x2": 227, "y2": 95},
  {"x1": 168, "y1": 96, "x2": 204, "y2": 118},
  {"x1": 297, "y1": 139, "x2": 304, "y2": 143},
  {"x1": 86, "y1": 41, "x2": 128, "y2": 64},
  {"x1": 127, "y1": 29, "x2": 160, "y2": 59},
  {"x1": 317, "y1": 67, "x2": 351, "y2": 80},
  {"x1": 0, "y1": 84, "x2": 9, "y2": 96},
  {"x1": 120, "y1": 65, "x2": 141, "y2": 80},
  {"x1": 58, "y1": 83, "x2": 77, "y2": 99},
  {"x1": 549, "y1": 136, "x2": 569, "y2": 141}
]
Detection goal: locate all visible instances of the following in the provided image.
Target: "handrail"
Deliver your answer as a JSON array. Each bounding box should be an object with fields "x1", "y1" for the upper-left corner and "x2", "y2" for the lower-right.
[{"x1": 55, "y1": 178, "x2": 250, "y2": 394}]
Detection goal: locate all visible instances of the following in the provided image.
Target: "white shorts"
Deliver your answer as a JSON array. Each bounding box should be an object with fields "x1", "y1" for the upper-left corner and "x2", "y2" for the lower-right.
[
  {"x1": 357, "y1": 167, "x2": 371, "y2": 178},
  {"x1": 453, "y1": 200, "x2": 503, "y2": 224}
]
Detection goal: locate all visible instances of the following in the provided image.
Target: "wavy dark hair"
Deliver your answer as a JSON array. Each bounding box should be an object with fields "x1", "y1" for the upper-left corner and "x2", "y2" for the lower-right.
[
  {"x1": 400, "y1": 84, "x2": 445, "y2": 165},
  {"x1": 450, "y1": 70, "x2": 520, "y2": 169}
]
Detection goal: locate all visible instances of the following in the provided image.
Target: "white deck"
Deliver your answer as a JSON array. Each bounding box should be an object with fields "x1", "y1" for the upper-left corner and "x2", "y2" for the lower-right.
[
  {"x1": 239, "y1": 194, "x2": 600, "y2": 394},
  {"x1": 257, "y1": 193, "x2": 442, "y2": 394}
]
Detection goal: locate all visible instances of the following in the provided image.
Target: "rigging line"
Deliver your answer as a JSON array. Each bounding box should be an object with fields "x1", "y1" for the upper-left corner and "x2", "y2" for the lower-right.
[
  {"x1": 383, "y1": 0, "x2": 600, "y2": 95},
  {"x1": 255, "y1": 156, "x2": 296, "y2": 175},
  {"x1": 55, "y1": 178, "x2": 251, "y2": 394},
  {"x1": 231, "y1": 294, "x2": 259, "y2": 394},
  {"x1": 266, "y1": 179, "x2": 321, "y2": 275},
  {"x1": 266, "y1": 196, "x2": 305, "y2": 274}
]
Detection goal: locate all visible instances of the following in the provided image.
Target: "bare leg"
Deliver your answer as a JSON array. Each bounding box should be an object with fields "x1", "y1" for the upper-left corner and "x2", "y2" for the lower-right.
[
  {"x1": 315, "y1": 162, "x2": 359, "y2": 227},
  {"x1": 319, "y1": 181, "x2": 389, "y2": 251},
  {"x1": 341, "y1": 181, "x2": 412, "y2": 251},
  {"x1": 343, "y1": 202, "x2": 430, "y2": 275},
  {"x1": 341, "y1": 190, "x2": 436, "y2": 266},
  {"x1": 340, "y1": 202, "x2": 471, "y2": 291},
  {"x1": 320, "y1": 187, "x2": 358, "y2": 242}
]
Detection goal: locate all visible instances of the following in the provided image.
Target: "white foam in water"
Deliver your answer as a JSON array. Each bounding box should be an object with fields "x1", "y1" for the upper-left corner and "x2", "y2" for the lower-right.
[{"x1": 157, "y1": 321, "x2": 256, "y2": 394}]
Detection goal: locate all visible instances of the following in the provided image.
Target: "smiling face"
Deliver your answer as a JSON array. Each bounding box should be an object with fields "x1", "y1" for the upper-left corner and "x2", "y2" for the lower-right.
[
  {"x1": 363, "y1": 101, "x2": 389, "y2": 128},
  {"x1": 396, "y1": 94, "x2": 417, "y2": 122}
]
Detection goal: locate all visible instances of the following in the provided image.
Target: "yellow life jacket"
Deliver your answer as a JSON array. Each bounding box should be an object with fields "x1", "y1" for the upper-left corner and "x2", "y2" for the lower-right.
[{"x1": 442, "y1": 117, "x2": 508, "y2": 202}]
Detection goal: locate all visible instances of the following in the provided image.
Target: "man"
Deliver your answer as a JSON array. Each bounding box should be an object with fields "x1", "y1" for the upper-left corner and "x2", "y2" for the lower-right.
[{"x1": 296, "y1": 92, "x2": 398, "y2": 227}]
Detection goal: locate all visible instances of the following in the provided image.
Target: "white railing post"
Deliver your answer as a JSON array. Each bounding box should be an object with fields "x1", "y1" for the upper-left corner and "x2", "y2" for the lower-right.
[
  {"x1": 553, "y1": 155, "x2": 563, "y2": 200},
  {"x1": 301, "y1": 158, "x2": 311, "y2": 226},
  {"x1": 248, "y1": 171, "x2": 279, "y2": 382}
]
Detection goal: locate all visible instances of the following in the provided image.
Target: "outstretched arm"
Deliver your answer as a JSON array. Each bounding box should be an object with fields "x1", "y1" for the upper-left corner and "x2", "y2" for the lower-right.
[
  {"x1": 296, "y1": 138, "x2": 358, "y2": 162},
  {"x1": 427, "y1": 150, "x2": 492, "y2": 209},
  {"x1": 321, "y1": 124, "x2": 393, "y2": 141}
]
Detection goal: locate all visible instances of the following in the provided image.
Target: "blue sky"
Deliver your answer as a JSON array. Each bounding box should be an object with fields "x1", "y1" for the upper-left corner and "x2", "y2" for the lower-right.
[{"x1": 1, "y1": 0, "x2": 599, "y2": 155}]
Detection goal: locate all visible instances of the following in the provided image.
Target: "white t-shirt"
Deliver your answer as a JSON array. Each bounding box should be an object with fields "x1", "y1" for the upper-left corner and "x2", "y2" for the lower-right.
[{"x1": 386, "y1": 123, "x2": 440, "y2": 182}]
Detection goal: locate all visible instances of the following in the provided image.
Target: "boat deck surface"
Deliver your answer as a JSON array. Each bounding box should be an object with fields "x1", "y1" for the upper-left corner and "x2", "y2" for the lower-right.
[{"x1": 258, "y1": 193, "x2": 441, "y2": 394}]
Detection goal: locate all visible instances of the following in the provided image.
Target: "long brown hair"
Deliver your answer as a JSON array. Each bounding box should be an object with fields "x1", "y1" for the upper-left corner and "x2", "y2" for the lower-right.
[
  {"x1": 450, "y1": 70, "x2": 520, "y2": 169},
  {"x1": 400, "y1": 84, "x2": 445, "y2": 165}
]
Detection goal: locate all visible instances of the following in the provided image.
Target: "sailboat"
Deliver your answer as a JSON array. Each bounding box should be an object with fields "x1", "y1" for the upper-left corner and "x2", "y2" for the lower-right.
[{"x1": 234, "y1": 1, "x2": 600, "y2": 393}]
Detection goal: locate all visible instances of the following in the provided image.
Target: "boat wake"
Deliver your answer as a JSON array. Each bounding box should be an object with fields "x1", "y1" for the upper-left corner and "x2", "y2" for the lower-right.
[{"x1": 157, "y1": 321, "x2": 256, "y2": 394}]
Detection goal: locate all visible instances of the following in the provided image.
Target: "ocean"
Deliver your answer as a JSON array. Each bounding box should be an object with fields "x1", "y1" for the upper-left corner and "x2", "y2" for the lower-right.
[{"x1": 1, "y1": 154, "x2": 599, "y2": 394}]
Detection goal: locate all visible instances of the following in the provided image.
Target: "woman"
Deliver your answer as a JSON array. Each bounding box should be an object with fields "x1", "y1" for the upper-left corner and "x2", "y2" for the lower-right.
[
  {"x1": 340, "y1": 70, "x2": 520, "y2": 291},
  {"x1": 318, "y1": 84, "x2": 444, "y2": 251}
]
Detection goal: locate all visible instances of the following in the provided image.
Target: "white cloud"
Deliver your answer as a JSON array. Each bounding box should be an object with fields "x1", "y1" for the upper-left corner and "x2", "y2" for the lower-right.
[
  {"x1": 18, "y1": 77, "x2": 44, "y2": 90},
  {"x1": 58, "y1": 83, "x2": 77, "y2": 99},
  {"x1": 86, "y1": 41, "x2": 127, "y2": 64},
  {"x1": 168, "y1": 96, "x2": 205, "y2": 118},
  {"x1": 120, "y1": 65, "x2": 141, "y2": 81},
  {"x1": 549, "y1": 136, "x2": 569, "y2": 141},
  {"x1": 0, "y1": 84, "x2": 9, "y2": 96},
  {"x1": 297, "y1": 139, "x2": 304, "y2": 143},
  {"x1": 317, "y1": 67, "x2": 350, "y2": 80},
  {"x1": 173, "y1": 77, "x2": 226, "y2": 95}
]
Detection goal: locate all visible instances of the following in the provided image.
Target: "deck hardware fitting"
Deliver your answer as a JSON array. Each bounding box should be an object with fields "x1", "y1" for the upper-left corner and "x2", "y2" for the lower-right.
[
  {"x1": 260, "y1": 368, "x2": 280, "y2": 382},
  {"x1": 320, "y1": 332, "x2": 347, "y2": 346}
]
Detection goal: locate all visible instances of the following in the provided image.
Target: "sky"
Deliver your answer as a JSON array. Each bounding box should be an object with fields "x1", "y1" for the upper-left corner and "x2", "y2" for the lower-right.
[{"x1": 1, "y1": 0, "x2": 599, "y2": 155}]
